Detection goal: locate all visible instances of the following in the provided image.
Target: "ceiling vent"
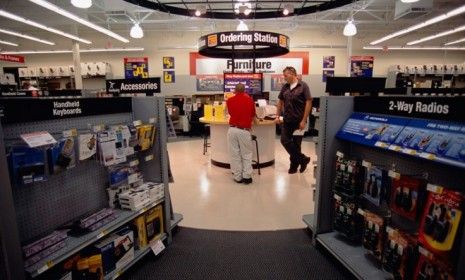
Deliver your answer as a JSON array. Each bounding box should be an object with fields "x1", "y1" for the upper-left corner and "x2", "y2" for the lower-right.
[{"x1": 394, "y1": 0, "x2": 433, "y2": 20}]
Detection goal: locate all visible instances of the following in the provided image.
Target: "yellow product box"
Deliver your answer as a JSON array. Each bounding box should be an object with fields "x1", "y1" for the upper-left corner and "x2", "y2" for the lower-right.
[
  {"x1": 132, "y1": 215, "x2": 148, "y2": 249},
  {"x1": 204, "y1": 105, "x2": 213, "y2": 120},
  {"x1": 213, "y1": 105, "x2": 225, "y2": 121},
  {"x1": 145, "y1": 204, "x2": 164, "y2": 244},
  {"x1": 137, "y1": 124, "x2": 155, "y2": 151}
]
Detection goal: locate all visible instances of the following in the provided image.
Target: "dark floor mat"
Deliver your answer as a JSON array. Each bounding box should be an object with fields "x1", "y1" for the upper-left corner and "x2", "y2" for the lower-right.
[{"x1": 121, "y1": 227, "x2": 352, "y2": 280}]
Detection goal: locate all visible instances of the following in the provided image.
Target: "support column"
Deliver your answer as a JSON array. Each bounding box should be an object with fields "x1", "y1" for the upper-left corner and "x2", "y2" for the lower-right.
[
  {"x1": 72, "y1": 42, "x2": 83, "y2": 89},
  {"x1": 346, "y1": 36, "x2": 353, "y2": 77}
]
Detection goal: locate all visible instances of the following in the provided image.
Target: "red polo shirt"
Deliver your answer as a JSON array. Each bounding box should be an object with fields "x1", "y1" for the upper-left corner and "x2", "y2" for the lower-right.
[{"x1": 227, "y1": 92, "x2": 255, "y2": 129}]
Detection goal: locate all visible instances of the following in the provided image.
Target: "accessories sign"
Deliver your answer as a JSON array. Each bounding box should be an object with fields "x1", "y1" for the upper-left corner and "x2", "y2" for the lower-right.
[{"x1": 106, "y1": 78, "x2": 161, "y2": 96}]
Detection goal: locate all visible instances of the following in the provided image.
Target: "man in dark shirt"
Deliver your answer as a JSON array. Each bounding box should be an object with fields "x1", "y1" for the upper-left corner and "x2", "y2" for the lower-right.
[
  {"x1": 275, "y1": 66, "x2": 312, "y2": 174},
  {"x1": 227, "y1": 83, "x2": 256, "y2": 184}
]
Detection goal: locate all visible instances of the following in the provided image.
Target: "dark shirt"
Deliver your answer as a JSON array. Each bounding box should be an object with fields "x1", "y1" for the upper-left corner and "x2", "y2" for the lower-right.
[
  {"x1": 227, "y1": 92, "x2": 255, "y2": 129},
  {"x1": 278, "y1": 81, "x2": 312, "y2": 123}
]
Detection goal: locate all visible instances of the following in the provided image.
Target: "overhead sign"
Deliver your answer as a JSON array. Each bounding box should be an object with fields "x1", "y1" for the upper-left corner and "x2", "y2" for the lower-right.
[
  {"x1": 224, "y1": 73, "x2": 262, "y2": 95},
  {"x1": 106, "y1": 78, "x2": 161, "y2": 96},
  {"x1": 0, "y1": 54, "x2": 25, "y2": 63},
  {"x1": 198, "y1": 31, "x2": 289, "y2": 59},
  {"x1": 190, "y1": 52, "x2": 309, "y2": 75}
]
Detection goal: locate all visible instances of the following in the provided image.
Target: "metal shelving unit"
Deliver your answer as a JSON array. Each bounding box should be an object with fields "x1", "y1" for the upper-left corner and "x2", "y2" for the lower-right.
[
  {"x1": 308, "y1": 96, "x2": 465, "y2": 280},
  {"x1": 0, "y1": 97, "x2": 181, "y2": 280},
  {"x1": 170, "y1": 213, "x2": 184, "y2": 231},
  {"x1": 301, "y1": 214, "x2": 314, "y2": 233},
  {"x1": 105, "y1": 233, "x2": 167, "y2": 280}
]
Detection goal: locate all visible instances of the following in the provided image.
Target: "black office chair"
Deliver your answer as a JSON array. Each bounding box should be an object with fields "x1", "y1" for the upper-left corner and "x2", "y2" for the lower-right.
[{"x1": 251, "y1": 135, "x2": 261, "y2": 175}]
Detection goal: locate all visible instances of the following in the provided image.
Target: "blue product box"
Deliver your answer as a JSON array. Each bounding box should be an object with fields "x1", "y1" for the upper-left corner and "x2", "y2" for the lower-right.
[{"x1": 8, "y1": 146, "x2": 46, "y2": 185}]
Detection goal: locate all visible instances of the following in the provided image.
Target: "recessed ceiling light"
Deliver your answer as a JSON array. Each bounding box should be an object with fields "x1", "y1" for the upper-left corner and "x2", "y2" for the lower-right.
[
  {"x1": 71, "y1": 0, "x2": 92, "y2": 9},
  {"x1": 28, "y1": 0, "x2": 129, "y2": 43},
  {"x1": 0, "y1": 10, "x2": 91, "y2": 44},
  {"x1": 0, "y1": 28, "x2": 54, "y2": 45},
  {"x1": 370, "y1": 4, "x2": 465, "y2": 45}
]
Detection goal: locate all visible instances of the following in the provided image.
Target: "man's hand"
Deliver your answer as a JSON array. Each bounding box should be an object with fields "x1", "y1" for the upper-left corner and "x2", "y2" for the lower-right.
[
  {"x1": 299, "y1": 120, "x2": 306, "y2": 130},
  {"x1": 275, "y1": 116, "x2": 282, "y2": 124}
]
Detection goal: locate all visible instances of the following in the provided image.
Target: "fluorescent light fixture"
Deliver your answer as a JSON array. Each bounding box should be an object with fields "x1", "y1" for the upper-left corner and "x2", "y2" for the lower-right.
[
  {"x1": 28, "y1": 0, "x2": 129, "y2": 43},
  {"x1": 370, "y1": 4, "x2": 465, "y2": 45},
  {"x1": 343, "y1": 20, "x2": 357, "y2": 36},
  {"x1": 282, "y1": 4, "x2": 294, "y2": 16},
  {"x1": 445, "y1": 37, "x2": 465, "y2": 46},
  {"x1": 0, "y1": 28, "x2": 54, "y2": 45},
  {"x1": 130, "y1": 24, "x2": 144, "y2": 39},
  {"x1": 363, "y1": 46, "x2": 465, "y2": 51},
  {"x1": 0, "y1": 48, "x2": 144, "y2": 54},
  {"x1": 236, "y1": 20, "x2": 249, "y2": 31},
  {"x1": 0, "y1": 10, "x2": 91, "y2": 44},
  {"x1": 71, "y1": 0, "x2": 92, "y2": 9},
  {"x1": 407, "y1": 25, "x2": 465, "y2": 45},
  {"x1": 401, "y1": 0, "x2": 420, "y2": 3},
  {"x1": 0, "y1": 40, "x2": 18, "y2": 46}
]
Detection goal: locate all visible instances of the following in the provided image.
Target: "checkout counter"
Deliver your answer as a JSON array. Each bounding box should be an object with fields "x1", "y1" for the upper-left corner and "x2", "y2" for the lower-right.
[{"x1": 199, "y1": 103, "x2": 276, "y2": 169}]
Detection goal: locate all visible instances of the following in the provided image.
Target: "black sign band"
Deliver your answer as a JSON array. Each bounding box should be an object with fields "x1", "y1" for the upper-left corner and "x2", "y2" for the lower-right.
[
  {"x1": 198, "y1": 31, "x2": 289, "y2": 59},
  {"x1": 106, "y1": 78, "x2": 161, "y2": 96},
  {"x1": 0, "y1": 98, "x2": 132, "y2": 124},
  {"x1": 354, "y1": 96, "x2": 465, "y2": 122}
]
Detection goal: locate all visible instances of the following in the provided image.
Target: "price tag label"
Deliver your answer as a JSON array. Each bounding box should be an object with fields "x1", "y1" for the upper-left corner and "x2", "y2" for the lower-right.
[
  {"x1": 333, "y1": 194, "x2": 341, "y2": 201},
  {"x1": 340, "y1": 164, "x2": 346, "y2": 171},
  {"x1": 397, "y1": 245, "x2": 404, "y2": 255},
  {"x1": 362, "y1": 160, "x2": 372, "y2": 168},
  {"x1": 347, "y1": 208, "x2": 352, "y2": 215},
  {"x1": 375, "y1": 142, "x2": 388, "y2": 148},
  {"x1": 113, "y1": 271, "x2": 121, "y2": 280},
  {"x1": 133, "y1": 120, "x2": 143, "y2": 126},
  {"x1": 129, "y1": 160, "x2": 139, "y2": 167},
  {"x1": 150, "y1": 240, "x2": 165, "y2": 256},
  {"x1": 419, "y1": 153, "x2": 435, "y2": 160},
  {"x1": 388, "y1": 170, "x2": 401, "y2": 180},
  {"x1": 427, "y1": 183, "x2": 443, "y2": 194},
  {"x1": 336, "y1": 151, "x2": 344, "y2": 158},
  {"x1": 92, "y1": 124, "x2": 105, "y2": 133},
  {"x1": 97, "y1": 230, "x2": 107, "y2": 239},
  {"x1": 145, "y1": 155, "x2": 154, "y2": 162},
  {"x1": 402, "y1": 148, "x2": 417, "y2": 155},
  {"x1": 388, "y1": 145, "x2": 402, "y2": 151},
  {"x1": 37, "y1": 262, "x2": 52, "y2": 274},
  {"x1": 63, "y1": 128, "x2": 77, "y2": 137},
  {"x1": 357, "y1": 208, "x2": 365, "y2": 216},
  {"x1": 149, "y1": 117, "x2": 156, "y2": 124},
  {"x1": 418, "y1": 246, "x2": 431, "y2": 257},
  {"x1": 347, "y1": 165, "x2": 353, "y2": 173},
  {"x1": 386, "y1": 226, "x2": 394, "y2": 234},
  {"x1": 339, "y1": 205, "x2": 344, "y2": 212},
  {"x1": 374, "y1": 224, "x2": 380, "y2": 232}
]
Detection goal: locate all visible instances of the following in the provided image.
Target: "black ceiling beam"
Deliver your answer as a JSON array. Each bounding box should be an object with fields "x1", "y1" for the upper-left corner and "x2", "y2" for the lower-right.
[{"x1": 123, "y1": 0, "x2": 353, "y2": 19}]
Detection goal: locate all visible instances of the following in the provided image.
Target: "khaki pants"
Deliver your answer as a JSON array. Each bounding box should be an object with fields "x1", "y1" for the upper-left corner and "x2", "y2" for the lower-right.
[{"x1": 227, "y1": 127, "x2": 253, "y2": 181}]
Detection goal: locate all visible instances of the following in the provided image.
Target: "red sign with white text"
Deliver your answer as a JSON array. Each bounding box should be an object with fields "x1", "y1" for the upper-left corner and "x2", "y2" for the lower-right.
[{"x1": 0, "y1": 54, "x2": 25, "y2": 63}]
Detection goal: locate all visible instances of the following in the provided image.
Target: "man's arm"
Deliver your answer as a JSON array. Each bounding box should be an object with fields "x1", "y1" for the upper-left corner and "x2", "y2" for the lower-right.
[
  {"x1": 275, "y1": 99, "x2": 283, "y2": 124},
  {"x1": 300, "y1": 99, "x2": 312, "y2": 129}
]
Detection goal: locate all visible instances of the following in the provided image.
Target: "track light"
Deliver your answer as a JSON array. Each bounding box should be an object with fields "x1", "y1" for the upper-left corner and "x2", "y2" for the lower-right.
[
  {"x1": 236, "y1": 20, "x2": 249, "y2": 31},
  {"x1": 195, "y1": 5, "x2": 207, "y2": 17},
  {"x1": 282, "y1": 4, "x2": 294, "y2": 16},
  {"x1": 400, "y1": 0, "x2": 420, "y2": 3},
  {"x1": 343, "y1": 20, "x2": 357, "y2": 37},
  {"x1": 130, "y1": 23, "x2": 144, "y2": 39},
  {"x1": 71, "y1": 0, "x2": 92, "y2": 9}
]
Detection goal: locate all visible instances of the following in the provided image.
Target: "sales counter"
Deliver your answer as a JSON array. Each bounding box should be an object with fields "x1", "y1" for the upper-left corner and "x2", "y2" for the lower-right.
[{"x1": 199, "y1": 117, "x2": 275, "y2": 168}]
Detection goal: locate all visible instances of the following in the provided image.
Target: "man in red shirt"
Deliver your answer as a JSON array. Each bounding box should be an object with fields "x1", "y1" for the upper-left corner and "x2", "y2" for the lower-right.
[{"x1": 227, "y1": 83, "x2": 256, "y2": 184}]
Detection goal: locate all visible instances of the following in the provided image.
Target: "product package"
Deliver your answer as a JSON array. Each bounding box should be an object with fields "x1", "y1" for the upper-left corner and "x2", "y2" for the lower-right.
[
  {"x1": 334, "y1": 154, "x2": 364, "y2": 197},
  {"x1": 97, "y1": 131, "x2": 126, "y2": 166},
  {"x1": 362, "y1": 211, "x2": 386, "y2": 262},
  {"x1": 107, "y1": 185, "x2": 131, "y2": 209},
  {"x1": 78, "y1": 133, "x2": 96, "y2": 161},
  {"x1": 136, "y1": 124, "x2": 156, "y2": 151},
  {"x1": 109, "y1": 125, "x2": 135, "y2": 157},
  {"x1": 414, "y1": 247, "x2": 455, "y2": 280},
  {"x1": 108, "y1": 164, "x2": 142, "y2": 188},
  {"x1": 48, "y1": 138, "x2": 76, "y2": 174},
  {"x1": 333, "y1": 193, "x2": 364, "y2": 242},
  {"x1": 8, "y1": 146, "x2": 46, "y2": 185},
  {"x1": 93, "y1": 227, "x2": 134, "y2": 275},
  {"x1": 363, "y1": 165, "x2": 388, "y2": 206},
  {"x1": 382, "y1": 227, "x2": 418, "y2": 280},
  {"x1": 131, "y1": 205, "x2": 164, "y2": 250},
  {"x1": 390, "y1": 175, "x2": 426, "y2": 221},
  {"x1": 419, "y1": 187, "x2": 463, "y2": 258}
]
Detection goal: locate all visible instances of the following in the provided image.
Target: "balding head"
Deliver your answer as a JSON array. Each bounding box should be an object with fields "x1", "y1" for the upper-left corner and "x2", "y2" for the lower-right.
[{"x1": 235, "y1": 83, "x2": 245, "y2": 93}]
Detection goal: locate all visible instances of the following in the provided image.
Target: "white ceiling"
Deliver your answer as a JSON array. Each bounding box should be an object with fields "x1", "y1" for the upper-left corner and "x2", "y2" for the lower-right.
[{"x1": 0, "y1": 0, "x2": 464, "y2": 50}]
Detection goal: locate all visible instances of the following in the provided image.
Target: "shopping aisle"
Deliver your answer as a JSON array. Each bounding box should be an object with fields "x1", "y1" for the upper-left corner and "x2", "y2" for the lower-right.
[
  {"x1": 168, "y1": 138, "x2": 316, "y2": 231},
  {"x1": 121, "y1": 227, "x2": 352, "y2": 280}
]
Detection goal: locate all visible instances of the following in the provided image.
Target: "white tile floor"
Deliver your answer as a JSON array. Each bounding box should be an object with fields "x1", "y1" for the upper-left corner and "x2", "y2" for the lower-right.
[{"x1": 168, "y1": 138, "x2": 316, "y2": 231}]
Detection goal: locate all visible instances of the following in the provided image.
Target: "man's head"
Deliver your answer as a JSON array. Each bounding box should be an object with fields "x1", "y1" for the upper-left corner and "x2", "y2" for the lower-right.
[
  {"x1": 235, "y1": 83, "x2": 246, "y2": 93},
  {"x1": 283, "y1": 66, "x2": 298, "y2": 84}
]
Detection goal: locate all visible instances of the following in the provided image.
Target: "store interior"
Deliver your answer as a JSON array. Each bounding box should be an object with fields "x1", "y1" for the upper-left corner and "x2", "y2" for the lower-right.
[{"x1": 0, "y1": 0, "x2": 465, "y2": 279}]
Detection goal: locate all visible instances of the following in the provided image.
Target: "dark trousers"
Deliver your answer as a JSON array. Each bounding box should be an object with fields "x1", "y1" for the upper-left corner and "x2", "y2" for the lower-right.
[{"x1": 280, "y1": 122, "x2": 306, "y2": 166}]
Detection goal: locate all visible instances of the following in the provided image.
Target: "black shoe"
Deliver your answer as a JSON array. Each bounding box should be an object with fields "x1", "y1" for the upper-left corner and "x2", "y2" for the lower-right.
[
  {"x1": 300, "y1": 156, "x2": 311, "y2": 173},
  {"x1": 234, "y1": 178, "x2": 243, "y2": 183},
  {"x1": 288, "y1": 162, "x2": 298, "y2": 174},
  {"x1": 242, "y1": 178, "x2": 253, "y2": 184}
]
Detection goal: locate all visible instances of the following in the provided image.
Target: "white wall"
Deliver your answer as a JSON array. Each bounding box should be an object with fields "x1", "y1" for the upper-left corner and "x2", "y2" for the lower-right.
[{"x1": 2, "y1": 29, "x2": 464, "y2": 97}]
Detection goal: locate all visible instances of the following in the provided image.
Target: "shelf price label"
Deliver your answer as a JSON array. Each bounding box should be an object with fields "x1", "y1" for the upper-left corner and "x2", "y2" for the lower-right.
[
  {"x1": 113, "y1": 271, "x2": 122, "y2": 280},
  {"x1": 97, "y1": 230, "x2": 108, "y2": 240},
  {"x1": 375, "y1": 141, "x2": 388, "y2": 148},
  {"x1": 150, "y1": 240, "x2": 165, "y2": 256},
  {"x1": 129, "y1": 160, "x2": 139, "y2": 167},
  {"x1": 333, "y1": 194, "x2": 341, "y2": 201},
  {"x1": 63, "y1": 128, "x2": 77, "y2": 137},
  {"x1": 336, "y1": 151, "x2": 344, "y2": 158},
  {"x1": 427, "y1": 183, "x2": 444, "y2": 194},
  {"x1": 401, "y1": 148, "x2": 417, "y2": 155},
  {"x1": 362, "y1": 160, "x2": 372, "y2": 168},
  {"x1": 388, "y1": 145, "x2": 402, "y2": 152},
  {"x1": 133, "y1": 120, "x2": 143, "y2": 126},
  {"x1": 145, "y1": 154, "x2": 154, "y2": 162},
  {"x1": 149, "y1": 117, "x2": 156, "y2": 124},
  {"x1": 419, "y1": 152, "x2": 436, "y2": 160},
  {"x1": 92, "y1": 124, "x2": 105, "y2": 133}
]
